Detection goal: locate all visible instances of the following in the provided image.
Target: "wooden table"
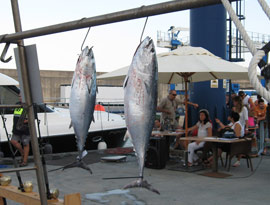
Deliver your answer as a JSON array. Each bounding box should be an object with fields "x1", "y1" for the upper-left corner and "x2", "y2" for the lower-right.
[
  {"x1": 152, "y1": 130, "x2": 184, "y2": 137},
  {"x1": 180, "y1": 137, "x2": 251, "y2": 175}
]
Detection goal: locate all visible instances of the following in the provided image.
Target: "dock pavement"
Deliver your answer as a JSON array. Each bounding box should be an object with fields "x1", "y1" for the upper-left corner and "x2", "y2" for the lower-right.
[{"x1": 0, "y1": 148, "x2": 270, "y2": 205}]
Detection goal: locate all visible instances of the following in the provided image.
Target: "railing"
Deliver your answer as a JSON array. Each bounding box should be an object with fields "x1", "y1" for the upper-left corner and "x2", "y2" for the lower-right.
[
  {"x1": 228, "y1": 29, "x2": 270, "y2": 53},
  {"x1": 157, "y1": 30, "x2": 190, "y2": 48},
  {"x1": 157, "y1": 28, "x2": 270, "y2": 52}
]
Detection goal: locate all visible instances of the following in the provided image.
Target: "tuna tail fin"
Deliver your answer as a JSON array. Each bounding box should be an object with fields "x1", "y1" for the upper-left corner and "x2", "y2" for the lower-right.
[
  {"x1": 62, "y1": 159, "x2": 92, "y2": 174},
  {"x1": 123, "y1": 178, "x2": 160, "y2": 195}
]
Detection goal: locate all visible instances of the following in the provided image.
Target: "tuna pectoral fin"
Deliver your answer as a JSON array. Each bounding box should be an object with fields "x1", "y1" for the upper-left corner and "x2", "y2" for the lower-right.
[
  {"x1": 123, "y1": 76, "x2": 129, "y2": 88},
  {"x1": 123, "y1": 178, "x2": 160, "y2": 195},
  {"x1": 123, "y1": 130, "x2": 131, "y2": 141},
  {"x1": 69, "y1": 121, "x2": 73, "y2": 129},
  {"x1": 62, "y1": 160, "x2": 92, "y2": 174}
]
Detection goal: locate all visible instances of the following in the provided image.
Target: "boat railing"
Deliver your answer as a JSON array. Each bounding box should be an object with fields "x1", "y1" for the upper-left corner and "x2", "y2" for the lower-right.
[{"x1": 96, "y1": 99, "x2": 124, "y2": 115}]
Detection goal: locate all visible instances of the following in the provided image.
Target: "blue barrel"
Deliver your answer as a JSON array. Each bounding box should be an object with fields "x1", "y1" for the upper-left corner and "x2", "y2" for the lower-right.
[{"x1": 189, "y1": 4, "x2": 227, "y2": 130}]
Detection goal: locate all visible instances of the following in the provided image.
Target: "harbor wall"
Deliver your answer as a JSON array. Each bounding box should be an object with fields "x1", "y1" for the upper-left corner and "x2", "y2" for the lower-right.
[{"x1": 0, "y1": 68, "x2": 254, "y2": 104}]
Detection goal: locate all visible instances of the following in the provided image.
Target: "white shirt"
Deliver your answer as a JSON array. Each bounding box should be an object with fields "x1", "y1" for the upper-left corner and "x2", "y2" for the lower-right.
[
  {"x1": 238, "y1": 106, "x2": 248, "y2": 129},
  {"x1": 231, "y1": 121, "x2": 244, "y2": 137},
  {"x1": 243, "y1": 95, "x2": 250, "y2": 108},
  {"x1": 196, "y1": 121, "x2": 212, "y2": 138}
]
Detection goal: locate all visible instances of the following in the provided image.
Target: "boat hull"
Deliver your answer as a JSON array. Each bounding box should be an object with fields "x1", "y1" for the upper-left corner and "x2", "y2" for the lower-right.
[{"x1": 0, "y1": 128, "x2": 127, "y2": 157}]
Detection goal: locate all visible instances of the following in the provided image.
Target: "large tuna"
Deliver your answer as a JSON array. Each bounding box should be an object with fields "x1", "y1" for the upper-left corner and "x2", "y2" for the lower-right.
[
  {"x1": 65, "y1": 46, "x2": 97, "y2": 173},
  {"x1": 123, "y1": 37, "x2": 159, "y2": 194}
]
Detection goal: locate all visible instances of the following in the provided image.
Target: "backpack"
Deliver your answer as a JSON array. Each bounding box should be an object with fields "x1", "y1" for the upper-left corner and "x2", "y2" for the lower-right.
[
  {"x1": 218, "y1": 127, "x2": 235, "y2": 138},
  {"x1": 16, "y1": 109, "x2": 29, "y2": 132}
]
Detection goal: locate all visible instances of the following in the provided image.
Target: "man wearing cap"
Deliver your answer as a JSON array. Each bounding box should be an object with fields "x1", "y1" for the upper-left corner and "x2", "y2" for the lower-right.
[{"x1": 157, "y1": 90, "x2": 198, "y2": 130}]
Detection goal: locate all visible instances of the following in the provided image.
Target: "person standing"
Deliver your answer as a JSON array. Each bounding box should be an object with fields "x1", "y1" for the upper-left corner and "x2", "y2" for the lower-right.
[
  {"x1": 254, "y1": 99, "x2": 268, "y2": 155},
  {"x1": 157, "y1": 90, "x2": 198, "y2": 130},
  {"x1": 238, "y1": 91, "x2": 255, "y2": 128},
  {"x1": 254, "y1": 99, "x2": 267, "y2": 123},
  {"x1": 238, "y1": 91, "x2": 255, "y2": 110},
  {"x1": 232, "y1": 96, "x2": 249, "y2": 134},
  {"x1": 232, "y1": 96, "x2": 248, "y2": 167},
  {"x1": 10, "y1": 94, "x2": 30, "y2": 167}
]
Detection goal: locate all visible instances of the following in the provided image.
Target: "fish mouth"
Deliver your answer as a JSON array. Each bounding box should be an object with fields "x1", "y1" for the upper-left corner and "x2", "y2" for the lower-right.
[
  {"x1": 145, "y1": 38, "x2": 155, "y2": 53},
  {"x1": 145, "y1": 38, "x2": 153, "y2": 48},
  {"x1": 87, "y1": 46, "x2": 94, "y2": 56}
]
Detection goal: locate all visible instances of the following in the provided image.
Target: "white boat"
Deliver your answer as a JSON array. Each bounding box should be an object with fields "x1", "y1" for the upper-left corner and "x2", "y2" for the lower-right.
[{"x1": 0, "y1": 73, "x2": 127, "y2": 156}]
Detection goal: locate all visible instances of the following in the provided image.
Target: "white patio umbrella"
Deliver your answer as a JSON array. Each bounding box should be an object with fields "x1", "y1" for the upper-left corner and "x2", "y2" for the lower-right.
[{"x1": 98, "y1": 46, "x2": 260, "y2": 136}]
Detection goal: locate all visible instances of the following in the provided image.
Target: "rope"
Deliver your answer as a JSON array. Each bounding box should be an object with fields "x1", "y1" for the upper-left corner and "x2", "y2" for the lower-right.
[
  {"x1": 248, "y1": 49, "x2": 270, "y2": 102},
  {"x1": 258, "y1": 0, "x2": 270, "y2": 20},
  {"x1": 221, "y1": 0, "x2": 270, "y2": 102}
]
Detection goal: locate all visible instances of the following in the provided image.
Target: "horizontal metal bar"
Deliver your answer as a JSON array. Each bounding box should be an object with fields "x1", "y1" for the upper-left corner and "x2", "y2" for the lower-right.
[
  {"x1": 0, "y1": 0, "x2": 225, "y2": 43},
  {"x1": 0, "y1": 166, "x2": 37, "y2": 173},
  {"x1": 0, "y1": 104, "x2": 22, "y2": 108}
]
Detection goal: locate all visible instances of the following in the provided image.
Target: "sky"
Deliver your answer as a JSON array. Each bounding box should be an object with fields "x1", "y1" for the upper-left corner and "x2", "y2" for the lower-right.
[{"x1": 0, "y1": 0, "x2": 270, "y2": 72}]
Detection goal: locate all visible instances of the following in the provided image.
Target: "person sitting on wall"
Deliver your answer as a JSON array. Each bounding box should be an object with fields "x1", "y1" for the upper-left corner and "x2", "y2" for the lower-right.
[{"x1": 187, "y1": 109, "x2": 212, "y2": 167}]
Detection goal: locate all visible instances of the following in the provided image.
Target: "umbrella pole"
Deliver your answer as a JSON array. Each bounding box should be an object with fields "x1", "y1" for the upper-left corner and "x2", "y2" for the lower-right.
[{"x1": 184, "y1": 79, "x2": 189, "y2": 149}]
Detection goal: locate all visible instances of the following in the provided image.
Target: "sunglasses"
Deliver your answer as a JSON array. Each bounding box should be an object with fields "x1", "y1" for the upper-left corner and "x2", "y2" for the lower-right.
[{"x1": 171, "y1": 94, "x2": 177, "y2": 96}]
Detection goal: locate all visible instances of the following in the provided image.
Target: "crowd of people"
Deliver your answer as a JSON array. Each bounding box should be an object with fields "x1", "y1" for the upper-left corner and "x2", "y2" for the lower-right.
[
  {"x1": 7, "y1": 89, "x2": 269, "y2": 169},
  {"x1": 156, "y1": 89, "x2": 268, "y2": 168}
]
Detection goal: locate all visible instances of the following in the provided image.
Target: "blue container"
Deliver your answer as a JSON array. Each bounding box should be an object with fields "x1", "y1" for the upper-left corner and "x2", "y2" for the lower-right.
[
  {"x1": 189, "y1": 80, "x2": 227, "y2": 128},
  {"x1": 189, "y1": 5, "x2": 227, "y2": 129}
]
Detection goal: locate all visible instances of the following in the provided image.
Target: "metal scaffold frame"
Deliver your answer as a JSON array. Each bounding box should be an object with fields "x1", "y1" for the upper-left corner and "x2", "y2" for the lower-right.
[{"x1": 0, "y1": 0, "x2": 237, "y2": 204}]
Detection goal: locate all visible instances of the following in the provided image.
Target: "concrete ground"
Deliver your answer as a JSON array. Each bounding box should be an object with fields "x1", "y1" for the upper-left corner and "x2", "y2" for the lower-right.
[{"x1": 1, "y1": 150, "x2": 270, "y2": 205}]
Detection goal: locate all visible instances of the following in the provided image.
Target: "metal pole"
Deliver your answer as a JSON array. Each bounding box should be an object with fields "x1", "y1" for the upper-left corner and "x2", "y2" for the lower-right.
[
  {"x1": 1, "y1": 0, "x2": 237, "y2": 43},
  {"x1": 0, "y1": 104, "x2": 21, "y2": 108},
  {"x1": 10, "y1": 0, "x2": 47, "y2": 204}
]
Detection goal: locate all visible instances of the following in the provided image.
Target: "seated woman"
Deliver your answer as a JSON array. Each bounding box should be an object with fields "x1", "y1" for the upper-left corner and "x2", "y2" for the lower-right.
[
  {"x1": 187, "y1": 109, "x2": 212, "y2": 167},
  {"x1": 206, "y1": 111, "x2": 244, "y2": 167}
]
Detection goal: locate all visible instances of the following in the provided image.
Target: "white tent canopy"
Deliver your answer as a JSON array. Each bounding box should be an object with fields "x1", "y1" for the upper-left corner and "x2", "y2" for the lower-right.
[{"x1": 98, "y1": 46, "x2": 259, "y2": 83}]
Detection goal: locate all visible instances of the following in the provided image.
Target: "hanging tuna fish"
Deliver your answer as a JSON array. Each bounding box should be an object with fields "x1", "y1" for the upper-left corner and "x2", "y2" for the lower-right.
[
  {"x1": 64, "y1": 46, "x2": 97, "y2": 174},
  {"x1": 123, "y1": 37, "x2": 159, "y2": 194}
]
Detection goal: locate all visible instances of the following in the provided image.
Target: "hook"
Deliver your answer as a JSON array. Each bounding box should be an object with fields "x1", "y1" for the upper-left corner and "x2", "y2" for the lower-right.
[
  {"x1": 81, "y1": 27, "x2": 91, "y2": 51},
  {"x1": 140, "y1": 16, "x2": 149, "y2": 43},
  {"x1": 0, "y1": 43, "x2": 12, "y2": 63}
]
